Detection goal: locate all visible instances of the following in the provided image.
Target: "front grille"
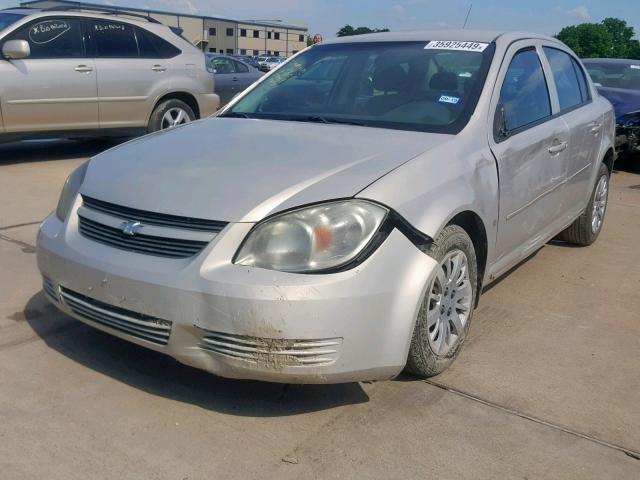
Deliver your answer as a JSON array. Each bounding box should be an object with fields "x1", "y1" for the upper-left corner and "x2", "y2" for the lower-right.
[
  {"x1": 78, "y1": 215, "x2": 209, "y2": 259},
  {"x1": 82, "y1": 196, "x2": 227, "y2": 233},
  {"x1": 43, "y1": 277, "x2": 58, "y2": 302},
  {"x1": 60, "y1": 287, "x2": 172, "y2": 346},
  {"x1": 199, "y1": 330, "x2": 342, "y2": 368}
]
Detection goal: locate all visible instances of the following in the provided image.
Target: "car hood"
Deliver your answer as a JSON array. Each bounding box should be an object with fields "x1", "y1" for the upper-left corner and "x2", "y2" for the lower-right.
[
  {"x1": 597, "y1": 87, "x2": 640, "y2": 119},
  {"x1": 81, "y1": 118, "x2": 450, "y2": 223}
]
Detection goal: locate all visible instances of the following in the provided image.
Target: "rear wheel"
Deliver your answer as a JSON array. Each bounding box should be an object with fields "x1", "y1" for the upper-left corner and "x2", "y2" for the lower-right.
[
  {"x1": 406, "y1": 225, "x2": 478, "y2": 377},
  {"x1": 557, "y1": 162, "x2": 610, "y2": 246},
  {"x1": 148, "y1": 99, "x2": 195, "y2": 133}
]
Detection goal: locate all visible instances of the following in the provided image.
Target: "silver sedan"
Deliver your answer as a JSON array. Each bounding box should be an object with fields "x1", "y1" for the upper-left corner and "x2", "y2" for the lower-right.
[{"x1": 38, "y1": 30, "x2": 615, "y2": 384}]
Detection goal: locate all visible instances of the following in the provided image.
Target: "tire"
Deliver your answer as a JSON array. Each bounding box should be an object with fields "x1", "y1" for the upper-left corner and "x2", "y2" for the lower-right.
[
  {"x1": 147, "y1": 99, "x2": 196, "y2": 133},
  {"x1": 405, "y1": 225, "x2": 478, "y2": 378},
  {"x1": 556, "y1": 162, "x2": 610, "y2": 246}
]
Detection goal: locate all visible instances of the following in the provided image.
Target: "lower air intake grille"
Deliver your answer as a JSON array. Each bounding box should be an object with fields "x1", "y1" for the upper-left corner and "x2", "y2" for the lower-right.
[
  {"x1": 60, "y1": 288, "x2": 172, "y2": 346},
  {"x1": 78, "y1": 215, "x2": 208, "y2": 259},
  {"x1": 43, "y1": 277, "x2": 58, "y2": 302},
  {"x1": 199, "y1": 330, "x2": 342, "y2": 368}
]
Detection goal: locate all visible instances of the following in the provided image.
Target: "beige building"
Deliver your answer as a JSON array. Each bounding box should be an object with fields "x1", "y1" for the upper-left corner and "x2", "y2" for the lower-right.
[{"x1": 22, "y1": 0, "x2": 308, "y2": 57}]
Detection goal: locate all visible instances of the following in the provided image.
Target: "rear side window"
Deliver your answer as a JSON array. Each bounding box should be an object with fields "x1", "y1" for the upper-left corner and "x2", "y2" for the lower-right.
[
  {"x1": 543, "y1": 47, "x2": 583, "y2": 111},
  {"x1": 91, "y1": 20, "x2": 137, "y2": 58},
  {"x1": 136, "y1": 27, "x2": 181, "y2": 59},
  {"x1": 571, "y1": 57, "x2": 591, "y2": 102},
  {"x1": 499, "y1": 48, "x2": 551, "y2": 132},
  {"x1": 7, "y1": 17, "x2": 84, "y2": 58}
]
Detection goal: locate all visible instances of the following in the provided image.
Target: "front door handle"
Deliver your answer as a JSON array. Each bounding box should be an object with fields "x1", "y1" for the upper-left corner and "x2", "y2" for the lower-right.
[
  {"x1": 74, "y1": 65, "x2": 93, "y2": 73},
  {"x1": 548, "y1": 141, "x2": 568, "y2": 155},
  {"x1": 151, "y1": 65, "x2": 167, "y2": 72}
]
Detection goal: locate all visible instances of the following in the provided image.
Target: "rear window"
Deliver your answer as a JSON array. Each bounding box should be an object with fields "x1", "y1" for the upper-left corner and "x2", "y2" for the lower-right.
[{"x1": 584, "y1": 61, "x2": 640, "y2": 91}]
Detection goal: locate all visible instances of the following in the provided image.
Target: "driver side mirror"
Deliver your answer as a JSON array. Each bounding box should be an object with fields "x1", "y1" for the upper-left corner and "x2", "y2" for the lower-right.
[
  {"x1": 494, "y1": 104, "x2": 509, "y2": 141},
  {"x1": 2, "y1": 40, "x2": 30, "y2": 60}
]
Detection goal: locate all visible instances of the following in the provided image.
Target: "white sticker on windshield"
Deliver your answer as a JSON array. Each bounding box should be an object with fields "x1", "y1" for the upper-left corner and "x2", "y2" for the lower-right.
[
  {"x1": 425, "y1": 41, "x2": 489, "y2": 52},
  {"x1": 439, "y1": 95, "x2": 461, "y2": 104},
  {"x1": 631, "y1": 65, "x2": 640, "y2": 70}
]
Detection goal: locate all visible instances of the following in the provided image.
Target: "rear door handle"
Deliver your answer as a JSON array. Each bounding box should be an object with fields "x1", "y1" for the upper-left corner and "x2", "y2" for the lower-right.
[
  {"x1": 591, "y1": 123, "x2": 602, "y2": 134},
  {"x1": 74, "y1": 65, "x2": 93, "y2": 73},
  {"x1": 151, "y1": 65, "x2": 167, "y2": 72},
  {"x1": 548, "y1": 141, "x2": 568, "y2": 155}
]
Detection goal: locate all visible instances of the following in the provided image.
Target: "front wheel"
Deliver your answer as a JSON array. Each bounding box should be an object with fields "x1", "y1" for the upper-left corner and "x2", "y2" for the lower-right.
[
  {"x1": 557, "y1": 162, "x2": 610, "y2": 246},
  {"x1": 406, "y1": 225, "x2": 478, "y2": 378},
  {"x1": 148, "y1": 99, "x2": 195, "y2": 133}
]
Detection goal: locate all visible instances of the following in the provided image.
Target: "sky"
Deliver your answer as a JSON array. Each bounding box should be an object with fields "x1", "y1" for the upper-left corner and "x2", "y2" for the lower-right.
[{"x1": 2, "y1": 0, "x2": 639, "y2": 39}]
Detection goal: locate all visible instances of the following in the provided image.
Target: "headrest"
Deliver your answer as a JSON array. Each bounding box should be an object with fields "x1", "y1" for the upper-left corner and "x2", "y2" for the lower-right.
[
  {"x1": 372, "y1": 65, "x2": 409, "y2": 92},
  {"x1": 430, "y1": 71, "x2": 458, "y2": 91}
]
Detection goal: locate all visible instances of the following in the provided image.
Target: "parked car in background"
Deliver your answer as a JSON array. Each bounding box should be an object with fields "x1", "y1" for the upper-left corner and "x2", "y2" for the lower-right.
[
  {"x1": 583, "y1": 58, "x2": 640, "y2": 156},
  {"x1": 0, "y1": 7, "x2": 219, "y2": 142},
  {"x1": 233, "y1": 55, "x2": 261, "y2": 70},
  {"x1": 205, "y1": 54, "x2": 263, "y2": 106},
  {"x1": 38, "y1": 30, "x2": 614, "y2": 384},
  {"x1": 259, "y1": 56, "x2": 286, "y2": 71}
]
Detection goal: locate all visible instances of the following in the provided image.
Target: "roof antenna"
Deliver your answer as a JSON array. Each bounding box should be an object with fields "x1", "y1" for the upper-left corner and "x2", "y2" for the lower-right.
[{"x1": 462, "y1": 3, "x2": 473, "y2": 29}]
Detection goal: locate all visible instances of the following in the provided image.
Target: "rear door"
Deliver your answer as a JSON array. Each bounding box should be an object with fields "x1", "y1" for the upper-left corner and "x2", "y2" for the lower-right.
[
  {"x1": 541, "y1": 45, "x2": 603, "y2": 220},
  {"x1": 89, "y1": 19, "x2": 174, "y2": 128},
  {"x1": 0, "y1": 16, "x2": 98, "y2": 132},
  {"x1": 489, "y1": 42, "x2": 570, "y2": 270}
]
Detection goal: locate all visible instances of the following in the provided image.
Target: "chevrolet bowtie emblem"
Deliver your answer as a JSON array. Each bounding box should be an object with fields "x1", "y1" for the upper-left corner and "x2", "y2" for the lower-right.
[{"x1": 120, "y1": 221, "x2": 143, "y2": 237}]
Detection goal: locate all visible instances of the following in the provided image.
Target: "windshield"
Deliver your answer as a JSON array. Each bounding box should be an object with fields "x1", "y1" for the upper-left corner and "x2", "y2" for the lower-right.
[
  {"x1": 584, "y1": 61, "x2": 640, "y2": 90},
  {"x1": 0, "y1": 13, "x2": 25, "y2": 32},
  {"x1": 222, "y1": 41, "x2": 495, "y2": 134}
]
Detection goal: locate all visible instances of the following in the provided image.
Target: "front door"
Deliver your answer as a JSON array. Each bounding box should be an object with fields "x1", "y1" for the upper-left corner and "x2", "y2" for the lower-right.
[
  {"x1": 489, "y1": 43, "x2": 570, "y2": 273},
  {"x1": 0, "y1": 17, "x2": 98, "y2": 133}
]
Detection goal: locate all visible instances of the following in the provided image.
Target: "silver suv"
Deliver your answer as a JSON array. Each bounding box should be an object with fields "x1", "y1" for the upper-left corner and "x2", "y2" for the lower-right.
[{"x1": 0, "y1": 7, "x2": 219, "y2": 141}]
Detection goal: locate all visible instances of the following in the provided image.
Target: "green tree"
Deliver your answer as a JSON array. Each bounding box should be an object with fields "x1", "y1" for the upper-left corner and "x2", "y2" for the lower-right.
[
  {"x1": 336, "y1": 24, "x2": 389, "y2": 37},
  {"x1": 556, "y1": 17, "x2": 640, "y2": 59},
  {"x1": 556, "y1": 23, "x2": 614, "y2": 58},
  {"x1": 601, "y1": 17, "x2": 635, "y2": 57}
]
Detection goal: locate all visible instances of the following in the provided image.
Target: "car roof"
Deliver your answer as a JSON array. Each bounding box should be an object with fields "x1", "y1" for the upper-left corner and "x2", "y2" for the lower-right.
[{"x1": 323, "y1": 29, "x2": 560, "y2": 46}]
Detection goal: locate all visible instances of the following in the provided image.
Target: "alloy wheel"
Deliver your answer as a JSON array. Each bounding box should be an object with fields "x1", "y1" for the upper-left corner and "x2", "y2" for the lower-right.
[
  {"x1": 426, "y1": 250, "x2": 473, "y2": 356},
  {"x1": 161, "y1": 107, "x2": 191, "y2": 130},
  {"x1": 591, "y1": 175, "x2": 608, "y2": 234}
]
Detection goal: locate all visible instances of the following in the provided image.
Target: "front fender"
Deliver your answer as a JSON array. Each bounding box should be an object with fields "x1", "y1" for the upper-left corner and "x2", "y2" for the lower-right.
[{"x1": 358, "y1": 139, "x2": 499, "y2": 280}]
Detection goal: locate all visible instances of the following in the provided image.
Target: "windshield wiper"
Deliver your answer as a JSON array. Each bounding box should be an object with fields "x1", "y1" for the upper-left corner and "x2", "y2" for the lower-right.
[
  {"x1": 286, "y1": 116, "x2": 367, "y2": 127},
  {"x1": 221, "y1": 112, "x2": 252, "y2": 119}
]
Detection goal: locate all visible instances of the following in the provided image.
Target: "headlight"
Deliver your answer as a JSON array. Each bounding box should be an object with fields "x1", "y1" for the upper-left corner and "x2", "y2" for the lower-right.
[
  {"x1": 55, "y1": 161, "x2": 88, "y2": 221},
  {"x1": 234, "y1": 200, "x2": 389, "y2": 273}
]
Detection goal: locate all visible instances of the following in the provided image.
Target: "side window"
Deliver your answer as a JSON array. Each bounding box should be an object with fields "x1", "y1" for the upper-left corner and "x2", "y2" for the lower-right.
[
  {"x1": 233, "y1": 60, "x2": 249, "y2": 73},
  {"x1": 543, "y1": 47, "x2": 583, "y2": 111},
  {"x1": 571, "y1": 57, "x2": 591, "y2": 102},
  {"x1": 8, "y1": 17, "x2": 84, "y2": 58},
  {"x1": 91, "y1": 20, "x2": 138, "y2": 58},
  {"x1": 210, "y1": 57, "x2": 235, "y2": 74},
  {"x1": 135, "y1": 27, "x2": 181, "y2": 59},
  {"x1": 499, "y1": 48, "x2": 551, "y2": 132}
]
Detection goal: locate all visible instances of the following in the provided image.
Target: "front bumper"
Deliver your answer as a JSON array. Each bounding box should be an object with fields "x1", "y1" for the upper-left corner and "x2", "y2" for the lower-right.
[{"x1": 37, "y1": 210, "x2": 436, "y2": 384}]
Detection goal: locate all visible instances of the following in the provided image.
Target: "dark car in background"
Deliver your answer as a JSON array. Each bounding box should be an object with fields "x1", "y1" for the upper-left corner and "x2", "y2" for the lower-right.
[
  {"x1": 205, "y1": 54, "x2": 264, "y2": 106},
  {"x1": 583, "y1": 58, "x2": 640, "y2": 157}
]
